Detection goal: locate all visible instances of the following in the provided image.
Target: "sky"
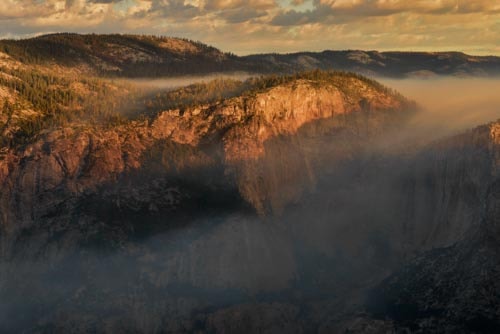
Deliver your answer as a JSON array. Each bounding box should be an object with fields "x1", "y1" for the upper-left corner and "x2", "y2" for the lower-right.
[{"x1": 0, "y1": 0, "x2": 499, "y2": 55}]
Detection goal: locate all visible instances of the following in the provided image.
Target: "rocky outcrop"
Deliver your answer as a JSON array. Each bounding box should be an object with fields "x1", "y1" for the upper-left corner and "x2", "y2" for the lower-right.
[
  {"x1": 0, "y1": 73, "x2": 418, "y2": 332},
  {"x1": 365, "y1": 121, "x2": 500, "y2": 333},
  {"x1": 367, "y1": 229, "x2": 500, "y2": 333},
  {"x1": 401, "y1": 121, "x2": 500, "y2": 251},
  {"x1": 0, "y1": 75, "x2": 410, "y2": 249}
]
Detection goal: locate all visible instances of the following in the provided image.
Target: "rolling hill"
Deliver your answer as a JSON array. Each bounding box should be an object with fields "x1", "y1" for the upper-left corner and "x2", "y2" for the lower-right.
[{"x1": 1, "y1": 33, "x2": 500, "y2": 78}]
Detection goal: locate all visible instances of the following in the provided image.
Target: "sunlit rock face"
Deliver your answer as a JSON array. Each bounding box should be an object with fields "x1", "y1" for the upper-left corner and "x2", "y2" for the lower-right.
[
  {"x1": 0, "y1": 73, "x2": 416, "y2": 331},
  {"x1": 0, "y1": 74, "x2": 411, "y2": 248}
]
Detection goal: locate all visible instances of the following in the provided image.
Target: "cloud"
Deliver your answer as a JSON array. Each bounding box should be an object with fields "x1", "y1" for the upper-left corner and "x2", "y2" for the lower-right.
[
  {"x1": 328, "y1": 0, "x2": 500, "y2": 16},
  {"x1": 90, "y1": 0, "x2": 123, "y2": 3},
  {"x1": 218, "y1": 7, "x2": 268, "y2": 23},
  {"x1": 271, "y1": 0, "x2": 500, "y2": 27},
  {"x1": 148, "y1": 0, "x2": 200, "y2": 19},
  {"x1": 203, "y1": 0, "x2": 275, "y2": 11},
  {"x1": 0, "y1": 0, "x2": 498, "y2": 56}
]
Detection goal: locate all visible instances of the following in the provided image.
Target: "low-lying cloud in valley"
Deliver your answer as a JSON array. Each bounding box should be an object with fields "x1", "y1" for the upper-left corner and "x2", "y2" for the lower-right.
[
  {"x1": 374, "y1": 77, "x2": 500, "y2": 148},
  {"x1": 119, "y1": 72, "x2": 254, "y2": 90}
]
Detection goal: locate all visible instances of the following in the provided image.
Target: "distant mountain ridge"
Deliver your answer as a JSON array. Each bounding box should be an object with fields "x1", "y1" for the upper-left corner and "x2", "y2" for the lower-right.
[
  {"x1": 243, "y1": 50, "x2": 500, "y2": 78},
  {"x1": 1, "y1": 33, "x2": 500, "y2": 78},
  {"x1": 0, "y1": 33, "x2": 247, "y2": 76}
]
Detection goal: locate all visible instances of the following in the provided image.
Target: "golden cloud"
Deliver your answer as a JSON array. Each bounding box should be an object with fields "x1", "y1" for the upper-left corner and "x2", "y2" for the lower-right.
[{"x1": 0, "y1": 0, "x2": 498, "y2": 56}]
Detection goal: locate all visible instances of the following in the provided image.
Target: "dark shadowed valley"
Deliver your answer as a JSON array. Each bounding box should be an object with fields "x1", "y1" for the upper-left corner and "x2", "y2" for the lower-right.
[{"x1": 0, "y1": 33, "x2": 499, "y2": 333}]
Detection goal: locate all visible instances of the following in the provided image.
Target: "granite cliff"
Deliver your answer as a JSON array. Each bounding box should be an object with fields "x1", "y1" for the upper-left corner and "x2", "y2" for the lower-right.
[{"x1": 0, "y1": 71, "x2": 418, "y2": 332}]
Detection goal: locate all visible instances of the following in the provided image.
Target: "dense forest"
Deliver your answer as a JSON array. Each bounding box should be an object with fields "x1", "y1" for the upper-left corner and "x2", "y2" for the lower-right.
[
  {"x1": 0, "y1": 33, "x2": 248, "y2": 77},
  {"x1": 0, "y1": 68, "x2": 409, "y2": 150},
  {"x1": 143, "y1": 70, "x2": 409, "y2": 116},
  {"x1": 0, "y1": 66, "x2": 141, "y2": 146}
]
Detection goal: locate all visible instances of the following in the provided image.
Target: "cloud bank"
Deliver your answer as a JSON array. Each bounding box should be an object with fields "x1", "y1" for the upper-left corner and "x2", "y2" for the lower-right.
[{"x1": 0, "y1": 0, "x2": 499, "y2": 55}]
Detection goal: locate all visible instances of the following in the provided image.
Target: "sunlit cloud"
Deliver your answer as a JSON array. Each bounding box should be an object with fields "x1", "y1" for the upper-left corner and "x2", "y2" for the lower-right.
[{"x1": 0, "y1": 0, "x2": 498, "y2": 55}]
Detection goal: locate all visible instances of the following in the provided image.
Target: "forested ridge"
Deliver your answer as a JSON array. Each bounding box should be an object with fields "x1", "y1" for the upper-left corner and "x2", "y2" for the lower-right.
[
  {"x1": 0, "y1": 33, "x2": 246, "y2": 77},
  {"x1": 1, "y1": 33, "x2": 500, "y2": 78},
  {"x1": 0, "y1": 31, "x2": 491, "y2": 153},
  {"x1": 0, "y1": 64, "x2": 409, "y2": 152},
  {"x1": 0, "y1": 66, "x2": 139, "y2": 147}
]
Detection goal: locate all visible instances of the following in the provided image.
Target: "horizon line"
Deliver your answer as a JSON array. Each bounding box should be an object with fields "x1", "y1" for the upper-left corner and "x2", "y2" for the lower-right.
[{"x1": 1, "y1": 32, "x2": 499, "y2": 58}]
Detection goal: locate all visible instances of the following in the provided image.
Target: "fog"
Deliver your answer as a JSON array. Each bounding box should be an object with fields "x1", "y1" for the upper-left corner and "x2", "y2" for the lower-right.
[
  {"x1": 117, "y1": 71, "x2": 255, "y2": 91},
  {"x1": 379, "y1": 77, "x2": 500, "y2": 137},
  {"x1": 0, "y1": 75, "x2": 499, "y2": 332},
  {"x1": 126, "y1": 74, "x2": 500, "y2": 137}
]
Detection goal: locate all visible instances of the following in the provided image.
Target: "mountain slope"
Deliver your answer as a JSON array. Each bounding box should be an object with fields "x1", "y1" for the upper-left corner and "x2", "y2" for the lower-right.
[
  {"x1": 1, "y1": 33, "x2": 500, "y2": 78},
  {"x1": 244, "y1": 51, "x2": 500, "y2": 78},
  {"x1": 0, "y1": 71, "x2": 413, "y2": 249},
  {"x1": 0, "y1": 71, "x2": 418, "y2": 332},
  {"x1": 0, "y1": 33, "x2": 246, "y2": 76}
]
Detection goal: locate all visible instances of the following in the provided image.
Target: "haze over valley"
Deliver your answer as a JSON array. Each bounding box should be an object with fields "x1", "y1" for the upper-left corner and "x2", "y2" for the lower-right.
[{"x1": 0, "y1": 29, "x2": 499, "y2": 334}]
